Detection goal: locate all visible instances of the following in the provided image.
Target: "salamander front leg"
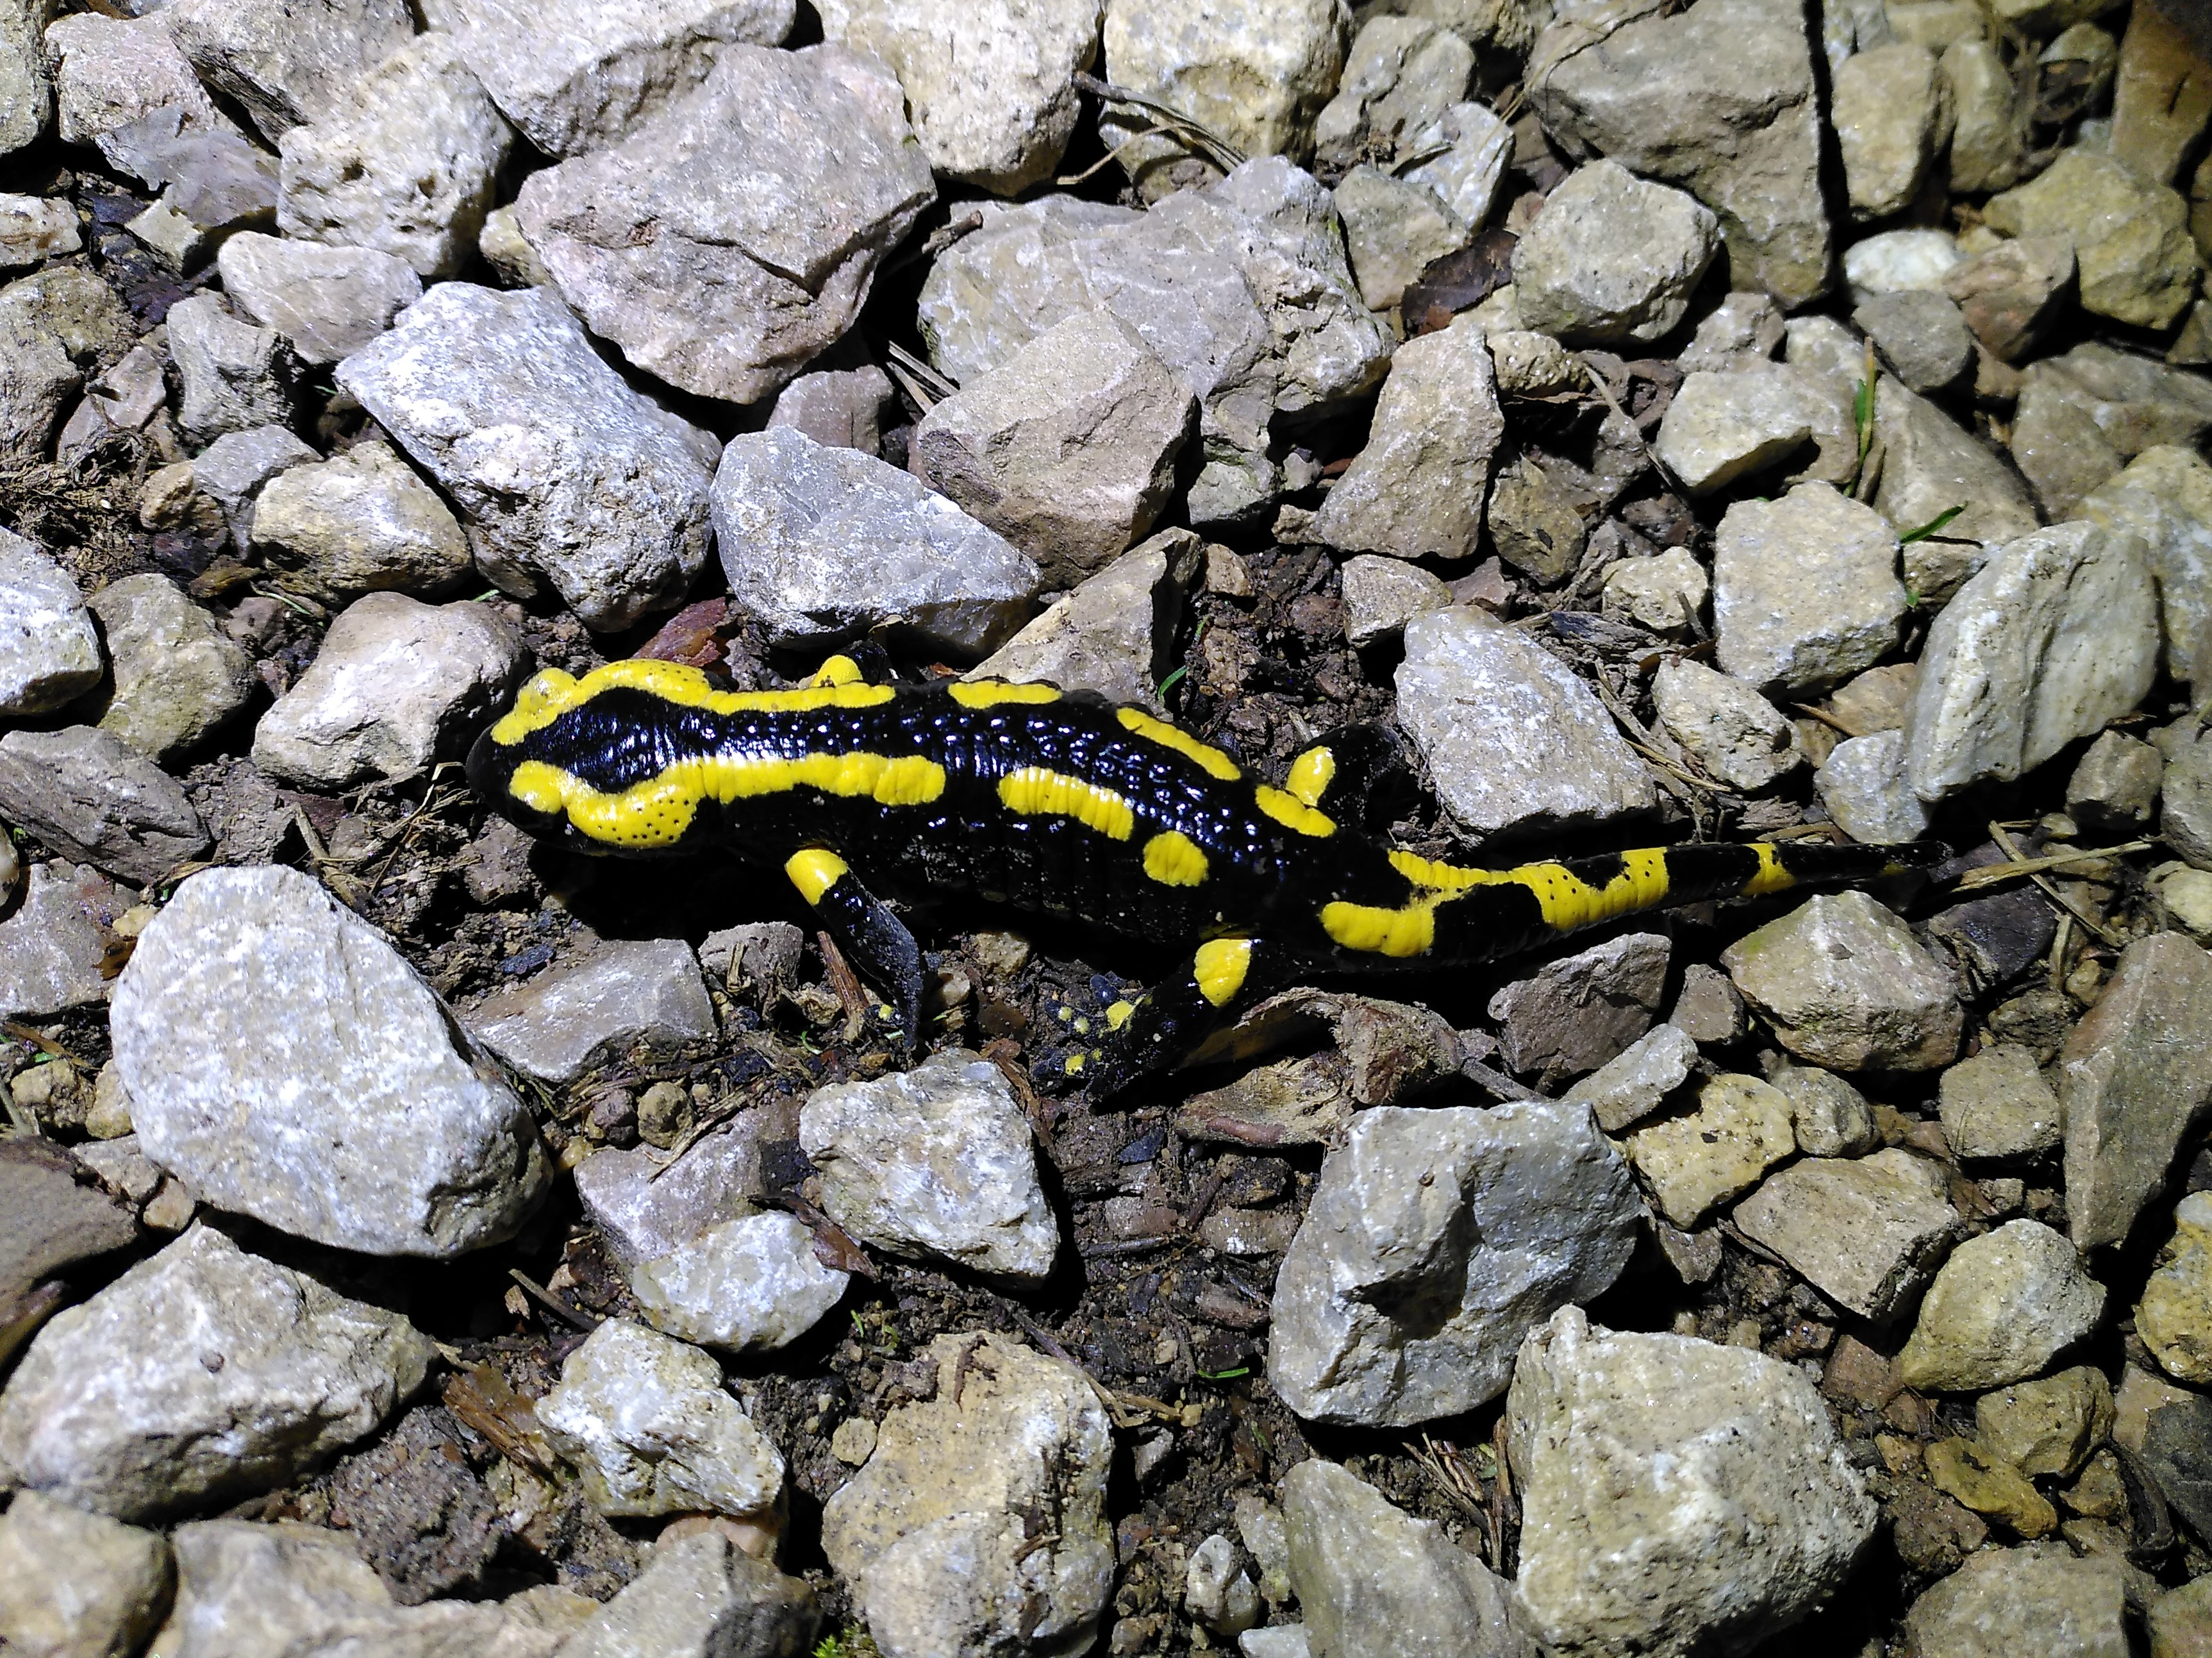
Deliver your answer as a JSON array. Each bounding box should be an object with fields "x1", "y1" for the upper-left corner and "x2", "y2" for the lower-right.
[
  {"x1": 783, "y1": 848, "x2": 924, "y2": 1051},
  {"x1": 1050, "y1": 936, "x2": 1277, "y2": 1100}
]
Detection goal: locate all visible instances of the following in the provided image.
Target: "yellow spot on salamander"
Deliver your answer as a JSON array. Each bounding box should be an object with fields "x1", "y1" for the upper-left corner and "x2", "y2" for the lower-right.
[
  {"x1": 1255, "y1": 784, "x2": 1335, "y2": 839},
  {"x1": 506, "y1": 749, "x2": 947, "y2": 850},
  {"x1": 1116, "y1": 707, "x2": 1241, "y2": 780},
  {"x1": 785, "y1": 848, "x2": 849, "y2": 904},
  {"x1": 1064, "y1": 1053, "x2": 1086, "y2": 1075},
  {"x1": 1286, "y1": 745, "x2": 1336, "y2": 808},
  {"x1": 997, "y1": 767, "x2": 1136, "y2": 839},
  {"x1": 1105, "y1": 999, "x2": 1136, "y2": 1030},
  {"x1": 810, "y1": 655, "x2": 865, "y2": 687},
  {"x1": 1745, "y1": 842, "x2": 1795, "y2": 896},
  {"x1": 1193, "y1": 937, "x2": 1254, "y2": 1007},
  {"x1": 949, "y1": 680, "x2": 1061, "y2": 708},
  {"x1": 1142, "y1": 830, "x2": 1210, "y2": 886},
  {"x1": 488, "y1": 658, "x2": 895, "y2": 747}
]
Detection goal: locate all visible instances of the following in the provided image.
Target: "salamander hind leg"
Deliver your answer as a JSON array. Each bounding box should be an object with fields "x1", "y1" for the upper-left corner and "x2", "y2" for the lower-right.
[
  {"x1": 783, "y1": 848, "x2": 924, "y2": 1050},
  {"x1": 1040, "y1": 936, "x2": 1276, "y2": 1101}
]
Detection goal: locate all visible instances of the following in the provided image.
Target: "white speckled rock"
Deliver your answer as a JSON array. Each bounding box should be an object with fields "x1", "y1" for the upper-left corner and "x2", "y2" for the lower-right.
[
  {"x1": 165, "y1": 293, "x2": 300, "y2": 446},
  {"x1": 42, "y1": 12, "x2": 240, "y2": 162},
  {"x1": 1983, "y1": 149, "x2": 2200, "y2": 331},
  {"x1": 249, "y1": 440, "x2": 470, "y2": 606},
  {"x1": 252, "y1": 592, "x2": 526, "y2": 789},
  {"x1": 1870, "y1": 378, "x2": 2041, "y2": 568},
  {"x1": 1831, "y1": 42, "x2": 1942, "y2": 221},
  {"x1": 801, "y1": 1048, "x2": 1058, "y2": 1280},
  {"x1": 0, "y1": 861, "x2": 124, "y2": 1023},
  {"x1": 967, "y1": 528, "x2": 1201, "y2": 710},
  {"x1": 1713, "y1": 481, "x2": 1906, "y2": 698},
  {"x1": 215, "y1": 232, "x2": 420, "y2": 364},
  {"x1": 111, "y1": 866, "x2": 552, "y2": 1256},
  {"x1": 1511, "y1": 160, "x2": 1719, "y2": 346},
  {"x1": 822, "y1": 1332, "x2": 1113, "y2": 1658},
  {"x1": 714, "y1": 426, "x2": 1040, "y2": 659},
  {"x1": 2084, "y1": 445, "x2": 2212, "y2": 690},
  {"x1": 1733, "y1": 1148, "x2": 1961, "y2": 1319},
  {"x1": 535, "y1": 1318, "x2": 785, "y2": 1518},
  {"x1": 84, "y1": 573, "x2": 258, "y2": 762},
  {"x1": 0, "y1": 528, "x2": 100, "y2": 716},
  {"x1": 1903, "y1": 520, "x2": 2160, "y2": 803},
  {"x1": 629, "y1": 1210, "x2": 850, "y2": 1352},
  {"x1": 1652, "y1": 365, "x2": 1816, "y2": 496},
  {"x1": 1897, "y1": 1219, "x2": 2105, "y2": 1392},
  {"x1": 1622, "y1": 1072, "x2": 1797, "y2": 1227},
  {"x1": 1816, "y1": 730, "x2": 1933, "y2": 845},
  {"x1": 160, "y1": 0, "x2": 416, "y2": 142},
  {"x1": 1722, "y1": 890, "x2": 1961, "y2": 1071},
  {"x1": 559, "y1": 1532, "x2": 817, "y2": 1658},
  {"x1": 1506, "y1": 1307, "x2": 1877, "y2": 1658},
  {"x1": 1651, "y1": 658, "x2": 1800, "y2": 791},
  {"x1": 0, "y1": 1225, "x2": 435, "y2": 1520},
  {"x1": 1396, "y1": 605, "x2": 1656, "y2": 838},
  {"x1": 277, "y1": 33, "x2": 514, "y2": 280},
  {"x1": 819, "y1": 0, "x2": 1097, "y2": 194},
  {"x1": 515, "y1": 44, "x2": 934, "y2": 405},
  {"x1": 1267, "y1": 1100, "x2": 1640, "y2": 1427},
  {"x1": 0, "y1": 726, "x2": 210, "y2": 885},
  {"x1": 0, "y1": 1492, "x2": 171, "y2": 1658},
  {"x1": 337, "y1": 283, "x2": 719, "y2": 633},
  {"x1": 470, "y1": 937, "x2": 717, "y2": 1085},
  {"x1": 438, "y1": 0, "x2": 795, "y2": 158}
]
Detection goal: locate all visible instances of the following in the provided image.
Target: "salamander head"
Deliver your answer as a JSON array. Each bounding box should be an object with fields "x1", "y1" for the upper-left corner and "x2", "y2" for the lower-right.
[{"x1": 467, "y1": 668, "x2": 585, "y2": 842}]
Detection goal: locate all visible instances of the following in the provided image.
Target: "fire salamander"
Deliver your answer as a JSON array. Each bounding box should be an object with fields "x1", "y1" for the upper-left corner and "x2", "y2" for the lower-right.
[{"x1": 467, "y1": 654, "x2": 1947, "y2": 1096}]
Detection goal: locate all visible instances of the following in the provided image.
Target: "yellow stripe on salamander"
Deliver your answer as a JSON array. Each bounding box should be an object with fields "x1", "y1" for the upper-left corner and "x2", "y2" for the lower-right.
[
  {"x1": 1320, "y1": 848, "x2": 1677, "y2": 958},
  {"x1": 490, "y1": 660, "x2": 896, "y2": 746},
  {"x1": 509, "y1": 749, "x2": 949, "y2": 850},
  {"x1": 1255, "y1": 784, "x2": 1335, "y2": 838},
  {"x1": 998, "y1": 767, "x2": 1137, "y2": 839},
  {"x1": 949, "y1": 680, "x2": 1061, "y2": 708},
  {"x1": 1116, "y1": 707, "x2": 1242, "y2": 780},
  {"x1": 785, "y1": 848, "x2": 850, "y2": 903},
  {"x1": 1286, "y1": 744, "x2": 1335, "y2": 808}
]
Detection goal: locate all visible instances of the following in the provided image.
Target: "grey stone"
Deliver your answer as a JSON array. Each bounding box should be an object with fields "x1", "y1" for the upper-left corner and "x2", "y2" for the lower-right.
[
  {"x1": 43, "y1": 12, "x2": 240, "y2": 163},
  {"x1": 699, "y1": 921, "x2": 805, "y2": 1000},
  {"x1": 0, "y1": 1225, "x2": 435, "y2": 1520},
  {"x1": 215, "y1": 232, "x2": 420, "y2": 365},
  {"x1": 439, "y1": 0, "x2": 795, "y2": 160},
  {"x1": 190, "y1": 424, "x2": 318, "y2": 551},
  {"x1": 1976, "y1": 1366, "x2": 2115, "y2": 1478},
  {"x1": 965, "y1": 528, "x2": 1195, "y2": 710},
  {"x1": 81, "y1": 574, "x2": 255, "y2": 764},
  {"x1": 0, "y1": 192, "x2": 79, "y2": 270},
  {"x1": 1943, "y1": 235, "x2": 2074, "y2": 362},
  {"x1": 1562, "y1": 1022, "x2": 1698, "y2": 1134},
  {"x1": 1652, "y1": 364, "x2": 1815, "y2": 496},
  {"x1": 337, "y1": 283, "x2": 719, "y2": 633},
  {"x1": 1507, "y1": 1306, "x2": 1877, "y2": 1658},
  {"x1": 1402, "y1": 99, "x2": 1513, "y2": 231},
  {"x1": 1872, "y1": 379, "x2": 2040, "y2": 567},
  {"x1": 0, "y1": 0, "x2": 50, "y2": 160},
  {"x1": 0, "y1": 1491, "x2": 172, "y2": 1658},
  {"x1": 161, "y1": 0, "x2": 415, "y2": 142},
  {"x1": 111, "y1": 114, "x2": 279, "y2": 271},
  {"x1": 112, "y1": 865, "x2": 552, "y2": 1256},
  {"x1": 1817, "y1": 730, "x2": 1933, "y2": 845},
  {"x1": 251, "y1": 440, "x2": 470, "y2": 605},
  {"x1": 558, "y1": 1532, "x2": 818, "y2": 1658},
  {"x1": 1600, "y1": 546, "x2": 1706, "y2": 641},
  {"x1": 1940, "y1": 1043, "x2": 2063, "y2": 1164},
  {"x1": 1898, "y1": 1219, "x2": 2104, "y2": 1393},
  {"x1": 0, "y1": 726, "x2": 209, "y2": 885},
  {"x1": 1280, "y1": 1460, "x2": 1523, "y2": 1658},
  {"x1": 821, "y1": 1332, "x2": 1113, "y2": 1658},
  {"x1": 1773, "y1": 1063, "x2": 1880, "y2": 1158},
  {"x1": 1268, "y1": 1099, "x2": 1640, "y2": 1427},
  {"x1": 818, "y1": 0, "x2": 1096, "y2": 194},
  {"x1": 1395, "y1": 605, "x2": 1656, "y2": 839},
  {"x1": 277, "y1": 33, "x2": 515, "y2": 280},
  {"x1": 1488, "y1": 327, "x2": 1584, "y2": 397},
  {"x1": 1623, "y1": 1071, "x2": 1797, "y2": 1227},
  {"x1": 1713, "y1": 481, "x2": 1906, "y2": 698},
  {"x1": 1526, "y1": 0, "x2": 1828, "y2": 307},
  {"x1": 165, "y1": 293, "x2": 298, "y2": 445},
  {"x1": 1340, "y1": 553, "x2": 1451, "y2": 649},
  {"x1": 714, "y1": 426, "x2": 1040, "y2": 659},
  {"x1": 0, "y1": 265, "x2": 133, "y2": 369},
  {"x1": 1486, "y1": 453, "x2": 1588, "y2": 583},
  {"x1": 2084, "y1": 446, "x2": 2212, "y2": 689},
  {"x1": 1670, "y1": 960, "x2": 1748, "y2": 1046},
  {"x1": 2011, "y1": 344, "x2": 2212, "y2": 521},
  {"x1": 628, "y1": 1210, "x2": 849, "y2": 1353},
  {"x1": 1983, "y1": 148, "x2": 2200, "y2": 330},
  {"x1": 470, "y1": 937, "x2": 716, "y2": 1085},
  {"x1": 1903, "y1": 521, "x2": 2161, "y2": 803},
  {"x1": 2141, "y1": 1193, "x2": 2212, "y2": 1386},
  {"x1": 1721, "y1": 890, "x2": 1962, "y2": 1071},
  {"x1": 2112, "y1": 0, "x2": 2212, "y2": 185},
  {"x1": 1856, "y1": 290, "x2": 1974, "y2": 393},
  {"x1": 1833, "y1": 42, "x2": 1942, "y2": 220},
  {"x1": 1185, "y1": 1532, "x2": 1260, "y2": 1637},
  {"x1": 1313, "y1": 15, "x2": 1472, "y2": 173},
  {"x1": 2059, "y1": 931, "x2": 2212, "y2": 1250},
  {"x1": 1488, "y1": 932, "x2": 1670, "y2": 1082},
  {"x1": 251, "y1": 592, "x2": 525, "y2": 789},
  {"x1": 535, "y1": 1318, "x2": 784, "y2": 1519},
  {"x1": 474, "y1": 202, "x2": 548, "y2": 287},
  {"x1": 1902, "y1": 1544, "x2": 2128, "y2": 1658},
  {"x1": 2066, "y1": 728, "x2": 2162, "y2": 832},
  {"x1": 1944, "y1": 38, "x2": 2028, "y2": 194},
  {"x1": 1335, "y1": 164, "x2": 1468, "y2": 314},
  {"x1": 911, "y1": 310, "x2": 1194, "y2": 587},
  {"x1": 1652, "y1": 659, "x2": 1799, "y2": 791},
  {"x1": 1311, "y1": 315, "x2": 1502, "y2": 563},
  {"x1": 0, "y1": 530, "x2": 100, "y2": 716},
  {"x1": 1097, "y1": 0, "x2": 1345, "y2": 196},
  {"x1": 767, "y1": 358, "x2": 894, "y2": 455},
  {"x1": 572, "y1": 1115, "x2": 767, "y2": 1270},
  {"x1": 2170, "y1": 733, "x2": 2212, "y2": 871},
  {"x1": 1733, "y1": 1148, "x2": 1961, "y2": 1320},
  {"x1": 801, "y1": 1048, "x2": 1057, "y2": 1280},
  {"x1": 0, "y1": 1135, "x2": 137, "y2": 1302},
  {"x1": 0, "y1": 861, "x2": 122, "y2": 1022},
  {"x1": 515, "y1": 44, "x2": 933, "y2": 405},
  {"x1": 1242, "y1": 1630, "x2": 1310, "y2": 1658},
  {"x1": 1677, "y1": 291, "x2": 1786, "y2": 374},
  {"x1": 1511, "y1": 160, "x2": 1717, "y2": 346}
]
